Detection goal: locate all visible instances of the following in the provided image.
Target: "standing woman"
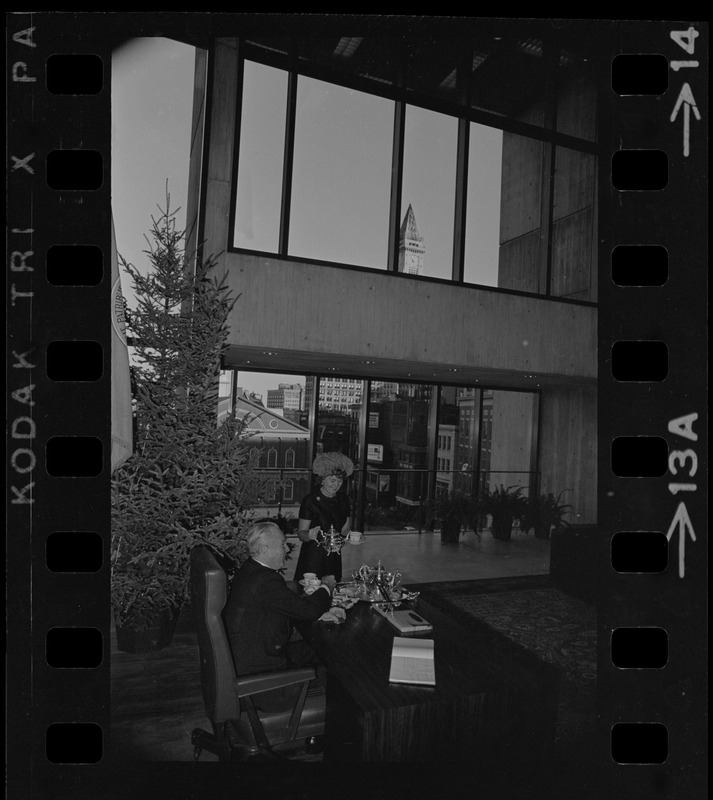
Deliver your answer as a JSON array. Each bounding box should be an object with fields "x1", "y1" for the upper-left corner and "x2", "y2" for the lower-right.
[{"x1": 293, "y1": 452, "x2": 355, "y2": 583}]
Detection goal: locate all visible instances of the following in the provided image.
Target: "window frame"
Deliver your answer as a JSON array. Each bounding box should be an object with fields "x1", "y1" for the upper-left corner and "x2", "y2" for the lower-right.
[
  {"x1": 229, "y1": 40, "x2": 601, "y2": 304},
  {"x1": 236, "y1": 367, "x2": 542, "y2": 531}
]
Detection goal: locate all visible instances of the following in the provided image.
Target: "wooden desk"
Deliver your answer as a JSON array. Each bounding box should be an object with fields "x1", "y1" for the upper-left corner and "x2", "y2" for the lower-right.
[{"x1": 303, "y1": 597, "x2": 560, "y2": 764}]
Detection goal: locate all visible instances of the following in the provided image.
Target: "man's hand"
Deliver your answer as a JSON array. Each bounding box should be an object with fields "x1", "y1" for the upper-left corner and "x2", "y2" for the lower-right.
[
  {"x1": 318, "y1": 607, "x2": 346, "y2": 624},
  {"x1": 321, "y1": 575, "x2": 336, "y2": 592}
]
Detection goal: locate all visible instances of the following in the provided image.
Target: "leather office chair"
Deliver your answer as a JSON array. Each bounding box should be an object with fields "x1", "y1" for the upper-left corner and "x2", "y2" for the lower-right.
[{"x1": 189, "y1": 545, "x2": 325, "y2": 761}]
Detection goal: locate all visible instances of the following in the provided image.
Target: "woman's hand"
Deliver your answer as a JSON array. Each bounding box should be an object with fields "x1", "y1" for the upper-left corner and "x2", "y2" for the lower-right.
[{"x1": 297, "y1": 521, "x2": 320, "y2": 543}]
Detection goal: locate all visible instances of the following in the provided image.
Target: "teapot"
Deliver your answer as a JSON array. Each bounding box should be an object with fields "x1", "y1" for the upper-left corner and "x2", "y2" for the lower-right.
[{"x1": 316, "y1": 524, "x2": 348, "y2": 554}]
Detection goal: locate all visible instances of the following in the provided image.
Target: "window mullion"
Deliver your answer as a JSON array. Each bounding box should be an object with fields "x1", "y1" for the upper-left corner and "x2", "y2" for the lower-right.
[
  {"x1": 279, "y1": 70, "x2": 298, "y2": 256},
  {"x1": 452, "y1": 45, "x2": 471, "y2": 283},
  {"x1": 452, "y1": 118, "x2": 468, "y2": 283},
  {"x1": 354, "y1": 380, "x2": 371, "y2": 531},
  {"x1": 308, "y1": 376, "x2": 319, "y2": 465},
  {"x1": 473, "y1": 388, "x2": 483, "y2": 497},
  {"x1": 540, "y1": 40, "x2": 560, "y2": 296},
  {"x1": 539, "y1": 141, "x2": 555, "y2": 295},
  {"x1": 387, "y1": 101, "x2": 406, "y2": 273},
  {"x1": 426, "y1": 384, "x2": 441, "y2": 506},
  {"x1": 529, "y1": 391, "x2": 541, "y2": 502}
]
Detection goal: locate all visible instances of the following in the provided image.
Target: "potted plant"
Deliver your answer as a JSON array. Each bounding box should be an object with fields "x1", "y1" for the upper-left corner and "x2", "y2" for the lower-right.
[
  {"x1": 480, "y1": 484, "x2": 529, "y2": 541},
  {"x1": 111, "y1": 199, "x2": 260, "y2": 652},
  {"x1": 425, "y1": 490, "x2": 480, "y2": 544},
  {"x1": 521, "y1": 491, "x2": 572, "y2": 540}
]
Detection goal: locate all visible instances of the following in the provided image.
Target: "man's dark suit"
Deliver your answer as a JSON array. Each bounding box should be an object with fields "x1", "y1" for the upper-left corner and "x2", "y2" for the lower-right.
[{"x1": 223, "y1": 557, "x2": 332, "y2": 678}]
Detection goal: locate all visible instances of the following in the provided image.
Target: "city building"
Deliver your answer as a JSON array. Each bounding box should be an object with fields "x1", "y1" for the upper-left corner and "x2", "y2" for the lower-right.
[
  {"x1": 219, "y1": 389, "x2": 312, "y2": 519},
  {"x1": 305, "y1": 376, "x2": 364, "y2": 416},
  {"x1": 185, "y1": 22, "x2": 599, "y2": 531},
  {"x1": 397, "y1": 204, "x2": 425, "y2": 275},
  {"x1": 435, "y1": 423, "x2": 456, "y2": 497},
  {"x1": 266, "y1": 383, "x2": 304, "y2": 414}
]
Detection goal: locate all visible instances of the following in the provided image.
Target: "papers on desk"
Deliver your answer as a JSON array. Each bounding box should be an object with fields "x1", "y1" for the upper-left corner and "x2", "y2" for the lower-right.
[
  {"x1": 372, "y1": 604, "x2": 433, "y2": 634},
  {"x1": 389, "y1": 637, "x2": 436, "y2": 686}
]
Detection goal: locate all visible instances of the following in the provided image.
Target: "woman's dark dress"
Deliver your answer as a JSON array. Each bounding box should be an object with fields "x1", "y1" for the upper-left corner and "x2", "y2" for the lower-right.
[{"x1": 293, "y1": 490, "x2": 351, "y2": 583}]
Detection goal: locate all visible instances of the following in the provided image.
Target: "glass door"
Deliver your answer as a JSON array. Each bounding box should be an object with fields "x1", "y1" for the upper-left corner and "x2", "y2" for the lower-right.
[
  {"x1": 363, "y1": 382, "x2": 434, "y2": 531},
  {"x1": 313, "y1": 377, "x2": 365, "y2": 531}
]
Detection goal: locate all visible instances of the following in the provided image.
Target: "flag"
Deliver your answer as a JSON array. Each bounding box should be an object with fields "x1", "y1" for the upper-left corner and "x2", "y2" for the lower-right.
[{"x1": 111, "y1": 214, "x2": 133, "y2": 471}]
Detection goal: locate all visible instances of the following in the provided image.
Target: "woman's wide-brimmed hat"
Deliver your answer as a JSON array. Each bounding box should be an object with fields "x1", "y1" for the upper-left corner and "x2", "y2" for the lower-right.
[{"x1": 312, "y1": 452, "x2": 355, "y2": 479}]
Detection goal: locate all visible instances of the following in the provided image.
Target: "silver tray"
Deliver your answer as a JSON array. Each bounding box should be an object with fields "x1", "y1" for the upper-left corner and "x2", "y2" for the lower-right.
[{"x1": 336, "y1": 582, "x2": 411, "y2": 605}]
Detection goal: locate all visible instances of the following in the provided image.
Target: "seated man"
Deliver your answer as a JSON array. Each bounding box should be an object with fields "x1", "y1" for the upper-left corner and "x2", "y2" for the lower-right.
[{"x1": 223, "y1": 521, "x2": 335, "y2": 711}]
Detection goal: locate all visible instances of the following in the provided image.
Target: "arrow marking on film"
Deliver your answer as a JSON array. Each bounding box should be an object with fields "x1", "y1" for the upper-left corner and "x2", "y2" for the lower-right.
[
  {"x1": 670, "y1": 83, "x2": 701, "y2": 157},
  {"x1": 666, "y1": 502, "x2": 697, "y2": 578}
]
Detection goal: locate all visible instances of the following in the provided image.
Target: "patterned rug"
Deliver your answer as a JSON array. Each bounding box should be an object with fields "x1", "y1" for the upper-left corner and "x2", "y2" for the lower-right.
[{"x1": 407, "y1": 575, "x2": 598, "y2": 742}]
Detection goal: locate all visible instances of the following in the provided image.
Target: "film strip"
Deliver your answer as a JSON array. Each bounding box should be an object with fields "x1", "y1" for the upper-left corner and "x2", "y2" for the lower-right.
[
  {"x1": 6, "y1": 14, "x2": 707, "y2": 799},
  {"x1": 601, "y1": 22, "x2": 707, "y2": 799}
]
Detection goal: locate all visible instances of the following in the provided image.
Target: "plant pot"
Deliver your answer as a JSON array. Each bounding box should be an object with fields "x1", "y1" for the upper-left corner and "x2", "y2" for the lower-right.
[
  {"x1": 491, "y1": 515, "x2": 514, "y2": 541},
  {"x1": 115, "y1": 605, "x2": 182, "y2": 653},
  {"x1": 440, "y1": 521, "x2": 461, "y2": 544}
]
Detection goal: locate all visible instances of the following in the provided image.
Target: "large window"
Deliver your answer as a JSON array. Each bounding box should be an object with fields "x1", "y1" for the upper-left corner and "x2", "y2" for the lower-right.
[
  {"x1": 463, "y1": 122, "x2": 503, "y2": 287},
  {"x1": 437, "y1": 386, "x2": 481, "y2": 498},
  {"x1": 497, "y1": 132, "x2": 546, "y2": 294},
  {"x1": 483, "y1": 390, "x2": 537, "y2": 495},
  {"x1": 289, "y1": 77, "x2": 393, "y2": 267},
  {"x1": 233, "y1": 60, "x2": 287, "y2": 252},
  {"x1": 315, "y1": 376, "x2": 364, "y2": 523},
  {"x1": 551, "y1": 147, "x2": 597, "y2": 300},
  {"x1": 400, "y1": 106, "x2": 458, "y2": 280},
  {"x1": 225, "y1": 369, "x2": 540, "y2": 530},
  {"x1": 227, "y1": 369, "x2": 311, "y2": 518},
  {"x1": 365, "y1": 383, "x2": 434, "y2": 528},
  {"x1": 231, "y1": 41, "x2": 598, "y2": 300}
]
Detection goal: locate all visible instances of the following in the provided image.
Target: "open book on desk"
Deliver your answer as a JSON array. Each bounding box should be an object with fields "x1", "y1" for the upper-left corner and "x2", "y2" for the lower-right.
[{"x1": 388, "y1": 636, "x2": 436, "y2": 686}]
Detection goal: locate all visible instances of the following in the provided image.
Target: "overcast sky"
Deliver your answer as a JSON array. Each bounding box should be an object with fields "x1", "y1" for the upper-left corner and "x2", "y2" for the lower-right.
[
  {"x1": 112, "y1": 37, "x2": 296, "y2": 400},
  {"x1": 112, "y1": 37, "x2": 195, "y2": 295}
]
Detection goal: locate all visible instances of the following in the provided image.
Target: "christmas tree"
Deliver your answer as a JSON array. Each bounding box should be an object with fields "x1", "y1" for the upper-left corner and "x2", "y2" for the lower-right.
[{"x1": 111, "y1": 198, "x2": 259, "y2": 634}]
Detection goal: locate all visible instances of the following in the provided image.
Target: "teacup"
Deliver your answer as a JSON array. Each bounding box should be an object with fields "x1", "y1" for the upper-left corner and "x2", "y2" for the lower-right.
[
  {"x1": 303, "y1": 573, "x2": 318, "y2": 581},
  {"x1": 348, "y1": 531, "x2": 364, "y2": 542}
]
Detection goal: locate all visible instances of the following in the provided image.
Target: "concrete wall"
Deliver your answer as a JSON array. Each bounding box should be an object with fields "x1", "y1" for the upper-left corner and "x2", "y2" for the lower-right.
[
  {"x1": 221, "y1": 253, "x2": 596, "y2": 383},
  {"x1": 538, "y1": 386, "x2": 597, "y2": 524}
]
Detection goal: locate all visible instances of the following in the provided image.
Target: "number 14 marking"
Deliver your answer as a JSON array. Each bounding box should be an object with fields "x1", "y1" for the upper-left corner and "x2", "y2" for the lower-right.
[{"x1": 669, "y1": 26, "x2": 702, "y2": 157}]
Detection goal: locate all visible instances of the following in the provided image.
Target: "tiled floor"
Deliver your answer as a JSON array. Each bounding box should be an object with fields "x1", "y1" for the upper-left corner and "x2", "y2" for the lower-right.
[{"x1": 284, "y1": 527, "x2": 552, "y2": 584}]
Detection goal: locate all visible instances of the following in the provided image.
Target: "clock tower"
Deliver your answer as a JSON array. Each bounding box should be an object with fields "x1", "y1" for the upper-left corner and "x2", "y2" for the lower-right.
[{"x1": 398, "y1": 204, "x2": 425, "y2": 275}]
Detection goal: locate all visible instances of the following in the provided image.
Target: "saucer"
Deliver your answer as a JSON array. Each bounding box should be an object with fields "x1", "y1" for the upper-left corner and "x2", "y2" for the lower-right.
[
  {"x1": 299, "y1": 579, "x2": 321, "y2": 587},
  {"x1": 348, "y1": 538, "x2": 365, "y2": 545},
  {"x1": 335, "y1": 585, "x2": 359, "y2": 598},
  {"x1": 331, "y1": 595, "x2": 358, "y2": 610}
]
